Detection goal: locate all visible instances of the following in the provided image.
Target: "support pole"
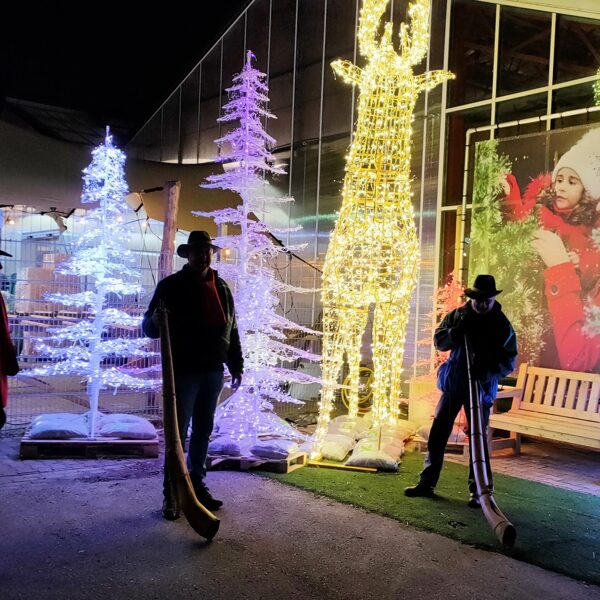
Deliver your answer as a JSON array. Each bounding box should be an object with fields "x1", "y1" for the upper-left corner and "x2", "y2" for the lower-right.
[{"x1": 158, "y1": 181, "x2": 180, "y2": 281}]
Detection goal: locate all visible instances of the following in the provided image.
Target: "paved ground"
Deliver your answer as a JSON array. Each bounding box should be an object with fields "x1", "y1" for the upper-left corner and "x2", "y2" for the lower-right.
[
  {"x1": 1, "y1": 429, "x2": 599, "y2": 600},
  {"x1": 445, "y1": 438, "x2": 600, "y2": 497}
]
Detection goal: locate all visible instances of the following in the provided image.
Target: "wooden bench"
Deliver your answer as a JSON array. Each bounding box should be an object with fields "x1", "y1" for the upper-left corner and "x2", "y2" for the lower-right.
[{"x1": 489, "y1": 363, "x2": 600, "y2": 454}]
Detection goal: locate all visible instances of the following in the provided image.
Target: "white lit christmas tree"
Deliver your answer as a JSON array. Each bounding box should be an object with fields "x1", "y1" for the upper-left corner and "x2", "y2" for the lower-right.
[
  {"x1": 196, "y1": 51, "x2": 320, "y2": 442},
  {"x1": 28, "y1": 128, "x2": 159, "y2": 438}
]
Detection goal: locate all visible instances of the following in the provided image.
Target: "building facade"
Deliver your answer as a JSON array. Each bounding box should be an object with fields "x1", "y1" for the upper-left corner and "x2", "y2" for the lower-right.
[{"x1": 127, "y1": 0, "x2": 600, "y2": 377}]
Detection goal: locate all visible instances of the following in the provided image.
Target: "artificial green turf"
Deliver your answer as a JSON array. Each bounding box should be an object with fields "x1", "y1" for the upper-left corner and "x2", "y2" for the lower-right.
[{"x1": 267, "y1": 451, "x2": 600, "y2": 585}]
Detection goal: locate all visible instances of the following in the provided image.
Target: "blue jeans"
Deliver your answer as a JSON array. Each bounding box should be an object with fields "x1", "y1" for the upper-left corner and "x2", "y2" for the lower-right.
[
  {"x1": 164, "y1": 371, "x2": 224, "y2": 497},
  {"x1": 419, "y1": 389, "x2": 492, "y2": 493}
]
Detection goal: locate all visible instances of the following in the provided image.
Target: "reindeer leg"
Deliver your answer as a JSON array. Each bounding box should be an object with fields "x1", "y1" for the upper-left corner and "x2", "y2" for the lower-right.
[
  {"x1": 312, "y1": 304, "x2": 349, "y2": 459},
  {"x1": 372, "y1": 300, "x2": 411, "y2": 426},
  {"x1": 345, "y1": 307, "x2": 369, "y2": 420}
]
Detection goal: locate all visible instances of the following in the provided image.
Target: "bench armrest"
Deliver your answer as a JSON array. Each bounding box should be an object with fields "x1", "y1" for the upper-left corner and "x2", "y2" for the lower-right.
[{"x1": 495, "y1": 387, "x2": 522, "y2": 400}]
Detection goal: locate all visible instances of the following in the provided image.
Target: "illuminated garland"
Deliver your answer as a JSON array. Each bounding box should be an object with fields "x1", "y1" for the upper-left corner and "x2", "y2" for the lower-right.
[
  {"x1": 313, "y1": 0, "x2": 454, "y2": 458},
  {"x1": 594, "y1": 67, "x2": 600, "y2": 106}
]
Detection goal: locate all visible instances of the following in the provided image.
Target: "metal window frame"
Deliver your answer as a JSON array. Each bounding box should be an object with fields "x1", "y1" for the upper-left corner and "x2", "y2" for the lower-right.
[{"x1": 439, "y1": 0, "x2": 600, "y2": 286}]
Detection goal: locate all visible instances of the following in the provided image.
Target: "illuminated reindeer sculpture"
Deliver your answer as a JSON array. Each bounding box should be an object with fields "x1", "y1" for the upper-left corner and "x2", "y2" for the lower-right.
[{"x1": 313, "y1": 0, "x2": 453, "y2": 456}]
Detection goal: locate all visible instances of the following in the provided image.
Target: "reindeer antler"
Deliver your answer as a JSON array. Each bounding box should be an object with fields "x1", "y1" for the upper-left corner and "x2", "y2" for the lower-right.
[
  {"x1": 358, "y1": 0, "x2": 389, "y2": 58},
  {"x1": 399, "y1": 0, "x2": 430, "y2": 65}
]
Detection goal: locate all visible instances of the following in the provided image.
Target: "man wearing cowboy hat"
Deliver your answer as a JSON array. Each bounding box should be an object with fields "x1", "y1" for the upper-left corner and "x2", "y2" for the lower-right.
[
  {"x1": 405, "y1": 274, "x2": 517, "y2": 507},
  {"x1": 143, "y1": 231, "x2": 243, "y2": 519},
  {"x1": 0, "y1": 248, "x2": 19, "y2": 430}
]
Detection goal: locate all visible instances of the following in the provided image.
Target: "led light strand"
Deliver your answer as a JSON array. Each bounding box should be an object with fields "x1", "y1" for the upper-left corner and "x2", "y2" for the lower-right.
[
  {"x1": 23, "y1": 129, "x2": 160, "y2": 437},
  {"x1": 313, "y1": 0, "x2": 454, "y2": 458},
  {"x1": 197, "y1": 51, "x2": 321, "y2": 441}
]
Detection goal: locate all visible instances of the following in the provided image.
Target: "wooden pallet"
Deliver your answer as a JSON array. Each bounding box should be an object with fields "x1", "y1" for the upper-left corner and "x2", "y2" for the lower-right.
[
  {"x1": 19, "y1": 434, "x2": 159, "y2": 459},
  {"x1": 207, "y1": 451, "x2": 307, "y2": 474}
]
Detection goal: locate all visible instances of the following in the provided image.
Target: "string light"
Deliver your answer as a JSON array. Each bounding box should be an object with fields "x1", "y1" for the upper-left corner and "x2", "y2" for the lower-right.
[
  {"x1": 312, "y1": 0, "x2": 454, "y2": 458},
  {"x1": 24, "y1": 128, "x2": 160, "y2": 438},
  {"x1": 196, "y1": 51, "x2": 321, "y2": 441}
]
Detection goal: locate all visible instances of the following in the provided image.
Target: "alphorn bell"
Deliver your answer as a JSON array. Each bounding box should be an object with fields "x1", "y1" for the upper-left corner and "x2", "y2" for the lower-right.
[
  {"x1": 465, "y1": 334, "x2": 516, "y2": 547},
  {"x1": 157, "y1": 306, "x2": 220, "y2": 540}
]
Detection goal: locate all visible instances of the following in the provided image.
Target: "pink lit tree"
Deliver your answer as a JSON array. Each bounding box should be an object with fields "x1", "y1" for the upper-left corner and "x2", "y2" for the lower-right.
[{"x1": 195, "y1": 51, "x2": 320, "y2": 442}]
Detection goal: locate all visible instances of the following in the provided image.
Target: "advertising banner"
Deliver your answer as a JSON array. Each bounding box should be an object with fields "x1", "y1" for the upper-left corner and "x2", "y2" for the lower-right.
[{"x1": 470, "y1": 125, "x2": 600, "y2": 372}]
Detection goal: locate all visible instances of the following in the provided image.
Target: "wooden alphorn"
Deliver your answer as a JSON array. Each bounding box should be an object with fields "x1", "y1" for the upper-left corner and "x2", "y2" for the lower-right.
[
  {"x1": 158, "y1": 306, "x2": 220, "y2": 540},
  {"x1": 465, "y1": 335, "x2": 516, "y2": 547}
]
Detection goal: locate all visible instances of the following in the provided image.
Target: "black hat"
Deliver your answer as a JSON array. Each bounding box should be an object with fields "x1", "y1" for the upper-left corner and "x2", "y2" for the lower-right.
[
  {"x1": 0, "y1": 249, "x2": 12, "y2": 257},
  {"x1": 176, "y1": 231, "x2": 220, "y2": 258},
  {"x1": 465, "y1": 274, "x2": 502, "y2": 299}
]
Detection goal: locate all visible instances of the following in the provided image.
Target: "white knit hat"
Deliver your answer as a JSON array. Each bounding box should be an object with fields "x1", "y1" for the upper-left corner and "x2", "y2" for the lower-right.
[{"x1": 552, "y1": 128, "x2": 600, "y2": 200}]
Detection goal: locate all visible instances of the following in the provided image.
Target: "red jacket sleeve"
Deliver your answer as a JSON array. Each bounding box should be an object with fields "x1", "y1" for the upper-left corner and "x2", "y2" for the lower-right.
[
  {"x1": 544, "y1": 262, "x2": 600, "y2": 372},
  {"x1": 503, "y1": 173, "x2": 553, "y2": 222},
  {"x1": 0, "y1": 294, "x2": 19, "y2": 407},
  {"x1": 502, "y1": 174, "x2": 528, "y2": 221}
]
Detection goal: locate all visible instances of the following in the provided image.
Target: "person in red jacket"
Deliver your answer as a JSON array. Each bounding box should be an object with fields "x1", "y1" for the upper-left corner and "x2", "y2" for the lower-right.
[
  {"x1": 0, "y1": 248, "x2": 20, "y2": 429},
  {"x1": 504, "y1": 129, "x2": 600, "y2": 292},
  {"x1": 531, "y1": 229, "x2": 600, "y2": 372},
  {"x1": 502, "y1": 128, "x2": 600, "y2": 372}
]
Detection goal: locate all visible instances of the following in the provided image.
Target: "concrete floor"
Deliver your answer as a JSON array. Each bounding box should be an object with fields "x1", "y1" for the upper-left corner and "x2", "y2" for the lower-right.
[{"x1": 1, "y1": 431, "x2": 599, "y2": 600}]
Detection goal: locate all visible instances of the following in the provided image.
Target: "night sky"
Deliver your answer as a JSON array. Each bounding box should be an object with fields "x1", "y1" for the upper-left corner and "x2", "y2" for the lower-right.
[{"x1": 1, "y1": 2, "x2": 251, "y2": 141}]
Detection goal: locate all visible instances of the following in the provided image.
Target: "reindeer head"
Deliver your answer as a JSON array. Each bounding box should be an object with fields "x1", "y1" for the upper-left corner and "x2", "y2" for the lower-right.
[{"x1": 332, "y1": 0, "x2": 453, "y2": 163}]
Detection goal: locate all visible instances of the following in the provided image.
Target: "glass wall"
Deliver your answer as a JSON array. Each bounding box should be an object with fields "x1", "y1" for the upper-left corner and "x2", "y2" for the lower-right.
[
  {"x1": 127, "y1": 0, "x2": 600, "y2": 377},
  {"x1": 126, "y1": 0, "x2": 445, "y2": 378},
  {"x1": 442, "y1": 0, "x2": 600, "y2": 287}
]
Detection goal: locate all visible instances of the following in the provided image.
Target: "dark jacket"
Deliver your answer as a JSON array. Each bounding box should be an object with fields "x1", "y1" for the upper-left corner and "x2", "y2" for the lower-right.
[
  {"x1": 142, "y1": 266, "x2": 243, "y2": 375},
  {"x1": 434, "y1": 301, "x2": 517, "y2": 406}
]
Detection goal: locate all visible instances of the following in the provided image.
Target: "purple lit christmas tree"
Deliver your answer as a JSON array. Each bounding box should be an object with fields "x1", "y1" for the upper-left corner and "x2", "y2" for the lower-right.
[{"x1": 196, "y1": 51, "x2": 320, "y2": 442}]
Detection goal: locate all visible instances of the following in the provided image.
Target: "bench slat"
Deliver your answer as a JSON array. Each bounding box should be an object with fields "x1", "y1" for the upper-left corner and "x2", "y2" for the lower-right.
[
  {"x1": 543, "y1": 376, "x2": 558, "y2": 408},
  {"x1": 523, "y1": 371, "x2": 537, "y2": 408},
  {"x1": 589, "y1": 382, "x2": 600, "y2": 416},
  {"x1": 506, "y1": 402, "x2": 599, "y2": 421},
  {"x1": 554, "y1": 377, "x2": 568, "y2": 409},
  {"x1": 575, "y1": 380, "x2": 591, "y2": 412},
  {"x1": 491, "y1": 410, "x2": 599, "y2": 432},
  {"x1": 565, "y1": 378, "x2": 579, "y2": 410},
  {"x1": 528, "y1": 365, "x2": 600, "y2": 382},
  {"x1": 490, "y1": 427, "x2": 598, "y2": 447},
  {"x1": 533, "y1": 374, "x2": 546, "y2": 405}
]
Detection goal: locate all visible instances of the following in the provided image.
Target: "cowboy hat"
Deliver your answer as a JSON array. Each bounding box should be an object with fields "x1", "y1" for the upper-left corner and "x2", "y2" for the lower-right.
[
  {"x1": 465, "y1": 274, "x2": 502, "y2": 299},
  {"x1": 176, "y1": 230, "x2": 221, "y2": 258}
]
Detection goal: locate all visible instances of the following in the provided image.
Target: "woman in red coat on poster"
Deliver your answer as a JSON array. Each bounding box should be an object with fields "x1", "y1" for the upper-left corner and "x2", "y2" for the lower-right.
[
  {"x1": 502, "y1": 129, "x2": 600, "y2": 372},
  {"x1": 0, "y1": 248, "x2": 20, "y2": 429}
]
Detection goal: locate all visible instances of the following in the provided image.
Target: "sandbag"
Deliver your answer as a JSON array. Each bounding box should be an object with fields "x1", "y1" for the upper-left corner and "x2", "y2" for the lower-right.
[
  {"x1": 208, "y1": 436, "x2": 242, "y2": 456},
  {"x1": 97, "y1": 413, "x2": 157, "y2": 440},
  {"x1": 321, "y1": 433, "x2": 355, "y2": 461},
  {"x1": 250, "y1": 439, "x2": 299, "y2": 459},
  {"x1": 29, "y1": 413, "x2": 89, "y2": 439},
  {"x1": 345, "y1": 449, "x2": 399, "y2": 471}
]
